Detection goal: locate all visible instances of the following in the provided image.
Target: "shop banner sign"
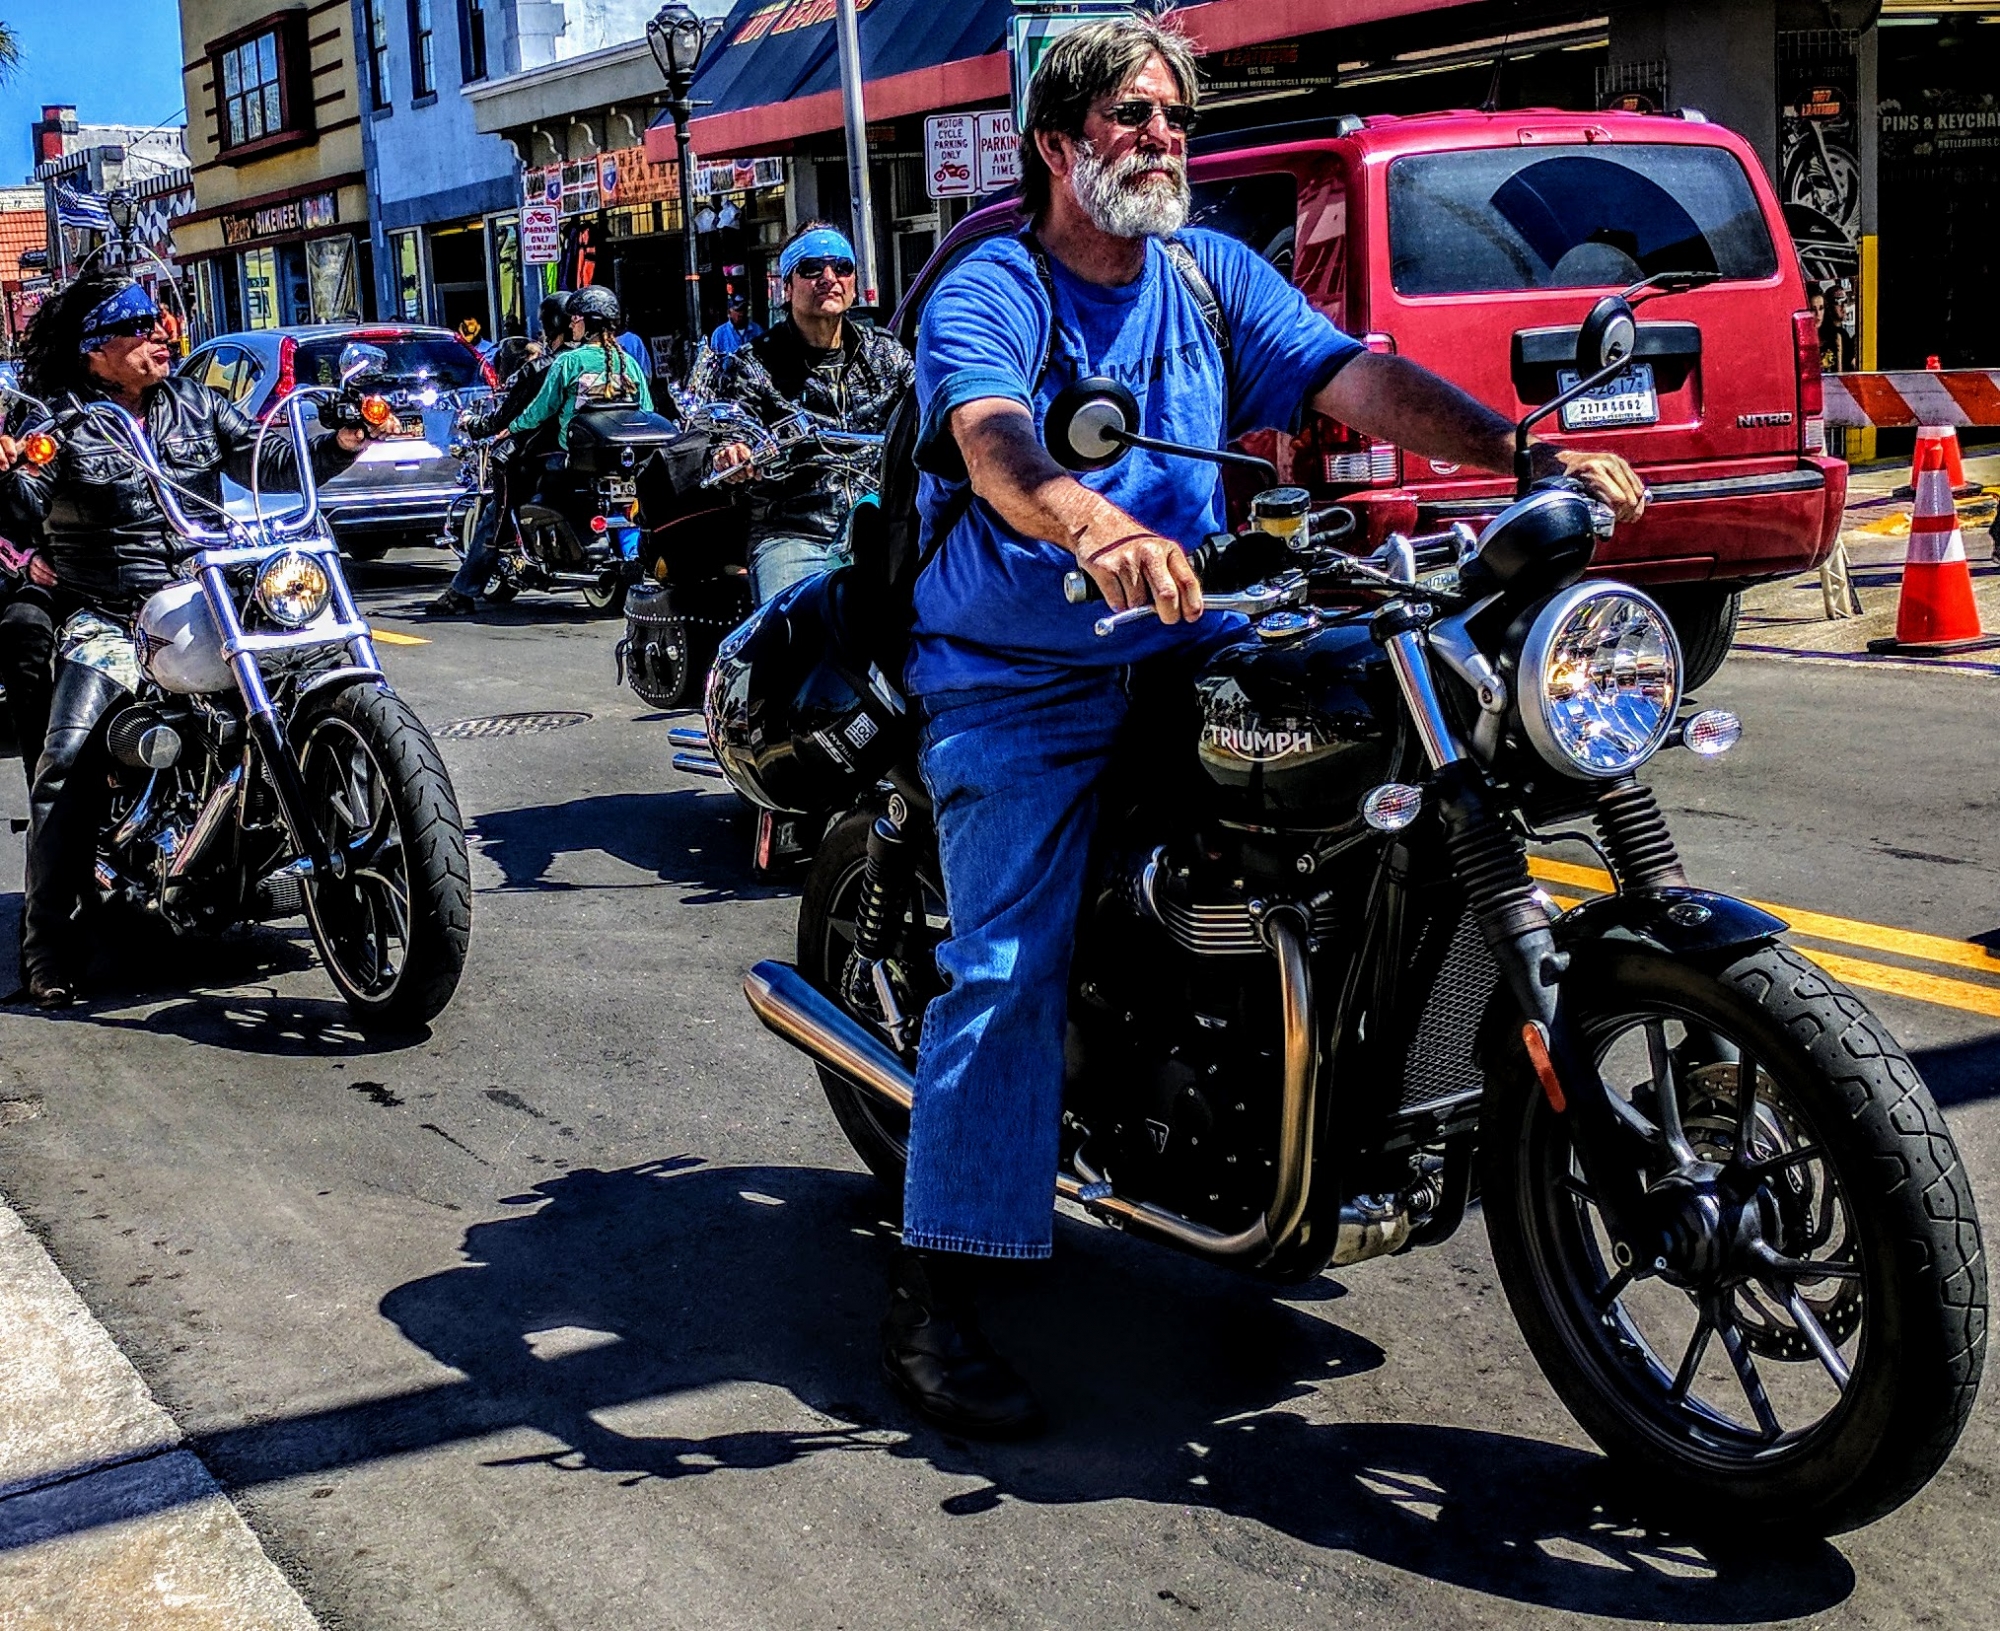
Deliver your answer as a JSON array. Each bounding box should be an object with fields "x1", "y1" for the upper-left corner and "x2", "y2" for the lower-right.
[
  {"x1": 522, "y1": 204, "x2": 561, "y2": 266},
  {"x1": 1008, "y1": 1, "x2": 1129, "y2": 127},
  {"x1": 926, "y1": 114, "x2": 978, "y2": 198},
  {"x1": 219, "y1": 189, "x2": 338, "y2": 248},
  {"x1": 1778, "y1": 34, "x2": 1860, "y2": 288},
  {"x1": 975, "y1": 109, "x2": 1020, "y2": 193}
]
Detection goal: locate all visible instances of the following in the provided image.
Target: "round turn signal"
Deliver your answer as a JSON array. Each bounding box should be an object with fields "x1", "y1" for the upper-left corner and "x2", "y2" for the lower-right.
[
  {"x1": 21, "y1": 431, "x2": 58, "y2": 467},
  {"x1": 358, "y1": 394, "x2": 392, "y2": 428}
]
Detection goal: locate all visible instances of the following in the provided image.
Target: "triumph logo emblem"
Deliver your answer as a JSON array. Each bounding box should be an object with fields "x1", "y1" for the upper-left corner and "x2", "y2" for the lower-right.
[{"x1": 1202, "y1": 722, "x2": 1318, "y2": 761}]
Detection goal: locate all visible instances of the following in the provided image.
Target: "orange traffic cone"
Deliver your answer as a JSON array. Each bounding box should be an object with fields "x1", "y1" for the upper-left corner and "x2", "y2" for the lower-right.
[{"x1": 1882, "y1": 440, "x2": 1985, "y2": 651}]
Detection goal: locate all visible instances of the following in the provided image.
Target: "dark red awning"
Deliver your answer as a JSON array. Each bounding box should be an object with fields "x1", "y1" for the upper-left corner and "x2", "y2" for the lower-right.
[{"x1": 649, "y1": 0, "x2": 1478, "y2": 161}]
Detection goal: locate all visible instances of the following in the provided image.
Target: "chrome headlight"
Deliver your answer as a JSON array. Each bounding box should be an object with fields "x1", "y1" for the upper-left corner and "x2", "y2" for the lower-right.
[
  {"x1": 254, "y1": 549, "x2": 332, "y2": 628},
  {"x1": 1518, "y1": 582, "x2": 1681, "y2": 778}
]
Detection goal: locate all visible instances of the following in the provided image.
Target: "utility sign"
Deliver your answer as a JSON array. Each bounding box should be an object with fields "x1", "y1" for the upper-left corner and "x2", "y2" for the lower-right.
[
  {"x1": 925, "y1": 113, "x2": 978, "y2": 199},
  {"x1": 975, "y1": 110, "x2": 1020, "y2": 193},
  {"x1": 522, "y1": 204, "x2": 561, "y2": 266}
]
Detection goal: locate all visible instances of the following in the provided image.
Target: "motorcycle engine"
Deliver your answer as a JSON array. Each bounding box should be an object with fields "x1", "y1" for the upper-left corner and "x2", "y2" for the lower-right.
[{"x1": 1067, "y1": 841, "x2": 1334, "y2": 1230}]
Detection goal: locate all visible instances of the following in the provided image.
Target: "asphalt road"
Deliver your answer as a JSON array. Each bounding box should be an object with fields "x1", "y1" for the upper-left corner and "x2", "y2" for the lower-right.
[{"x1": 1, "y1": 551, "x2": 1995, "y2": 1630}]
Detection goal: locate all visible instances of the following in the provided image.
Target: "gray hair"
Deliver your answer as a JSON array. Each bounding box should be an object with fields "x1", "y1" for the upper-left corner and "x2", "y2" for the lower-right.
[{"x1": 1017, "y1": 14, "x2": 1199, "y2": 221}]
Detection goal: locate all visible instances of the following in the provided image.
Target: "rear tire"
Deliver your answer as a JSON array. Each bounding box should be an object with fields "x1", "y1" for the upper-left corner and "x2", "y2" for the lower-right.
[
  {"x1": 1659, "y1": 587, "x2": 1741, "y2": 691},
  {"x1": 797, "y1": 806, "x2": 949, "y2": 1203},
  {"x1": 582, "y1": 573, "x2": 627, "y2": 615},
  {"x1": 296, "y1": 682, "x2": 472, "y2": 1032},
  {"x1": 1482, "y1": 941, "x2": 1985, "y2": 1535}
]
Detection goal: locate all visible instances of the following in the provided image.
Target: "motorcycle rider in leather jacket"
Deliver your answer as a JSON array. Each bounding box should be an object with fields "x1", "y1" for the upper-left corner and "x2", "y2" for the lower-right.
[
  {"x1": 0, "y1": 273, "x2": 399, "y2": 1008},
  {"x1": 427, "y1": 295, "x2": 570, "y2": 616},
  {"x1": 711, "y1": 222, "x2": 914, "y2": 604}
]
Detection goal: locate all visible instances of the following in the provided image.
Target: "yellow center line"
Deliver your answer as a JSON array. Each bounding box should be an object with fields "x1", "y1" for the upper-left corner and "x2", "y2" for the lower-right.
[
  {"x1": 367, "y1": 627, "x2": 429, "y2": 647},
  {"x1": 1797, "y1": 948, "x2": 2000, "y2": 1021},
  {"x1": 1528, "y1": 856, "x2": 2000, "y2": 977}
]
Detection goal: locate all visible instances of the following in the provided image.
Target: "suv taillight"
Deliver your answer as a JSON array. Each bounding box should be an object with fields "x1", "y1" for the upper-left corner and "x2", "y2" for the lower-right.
[
  {"x1": 1793, "y1": 310, "x2": 1826, "y2": 455},
  {"x1": 1316, "y1": 332, "x2": 1401, "y2": 488},
  {"x1": 262, "y1": 336, "x2": 297, "y2": 420}
]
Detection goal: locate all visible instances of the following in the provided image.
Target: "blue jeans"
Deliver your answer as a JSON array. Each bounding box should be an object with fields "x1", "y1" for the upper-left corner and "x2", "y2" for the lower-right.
[
  {"x1": 749, "y1": 532, "x2": 842, "y2": 606},
  {"x1": 448, "y1": 489, "x2": 506, "y2": 598},
  {"x1": 903, "y1": 628, "x2": 1238, "y2": 1259}
]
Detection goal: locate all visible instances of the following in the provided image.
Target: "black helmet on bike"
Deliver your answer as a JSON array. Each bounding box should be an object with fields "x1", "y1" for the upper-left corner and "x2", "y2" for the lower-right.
[
  {"x1": 704, "y1": 565, "x2": 909, "y2": 813},
  {"x1": 565, "y1": 286, "x2": 622, "y2": 327}
]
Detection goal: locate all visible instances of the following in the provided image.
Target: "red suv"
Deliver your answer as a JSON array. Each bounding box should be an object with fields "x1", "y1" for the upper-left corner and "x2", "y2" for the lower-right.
[{"x1": 895, "y1": 108, "x2": 1844, "y2": 686}]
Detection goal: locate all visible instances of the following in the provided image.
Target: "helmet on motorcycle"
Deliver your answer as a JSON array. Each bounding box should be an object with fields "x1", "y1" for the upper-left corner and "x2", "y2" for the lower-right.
[
  {"x1": 704, "y1": 566, "x2": 909, "y2": 813},
  {"x1": 565, "y1": 285, "x2": 622, "y2": 327}
]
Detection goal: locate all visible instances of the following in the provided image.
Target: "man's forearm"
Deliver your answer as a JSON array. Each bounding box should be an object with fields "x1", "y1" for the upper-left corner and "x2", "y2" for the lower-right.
[
  {"x1": 1311, "y1": 352, "x2": 1517, "y2": 476},
  {"x1": 954, "y1": 402, "x2": 1150, "y2": 560}
]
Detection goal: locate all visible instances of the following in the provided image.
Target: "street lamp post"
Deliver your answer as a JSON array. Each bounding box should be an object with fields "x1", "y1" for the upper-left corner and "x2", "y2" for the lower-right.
[{"x1": 647, "y1": 4, "x2": 708, "y2": 362}]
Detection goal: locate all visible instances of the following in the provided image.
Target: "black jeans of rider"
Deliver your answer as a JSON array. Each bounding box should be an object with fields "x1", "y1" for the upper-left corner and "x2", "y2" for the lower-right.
[
  {"x1": 0, "y1": 585, "x2": 57, "y2": 792},
  {"x1": 19, "y1": 658, "x2": 124, "y2": 986}
]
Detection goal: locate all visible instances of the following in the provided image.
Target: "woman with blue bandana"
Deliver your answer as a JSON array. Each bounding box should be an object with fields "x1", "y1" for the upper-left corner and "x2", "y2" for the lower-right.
[
  {"x1": 0, "y1": 271, "x2": 402, "y2": 1007},
  {"x1": 710, "y1": 220, "x2": 913, "y2": 603}
]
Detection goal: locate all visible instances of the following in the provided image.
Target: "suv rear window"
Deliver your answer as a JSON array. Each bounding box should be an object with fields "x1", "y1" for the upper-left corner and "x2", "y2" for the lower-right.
[
  {"x1": 1388, "y1": 144, "x2": 1777, "y2": 295},
  {"x1": 293, "y1": 335, "x2": 484, "y2": 388}
]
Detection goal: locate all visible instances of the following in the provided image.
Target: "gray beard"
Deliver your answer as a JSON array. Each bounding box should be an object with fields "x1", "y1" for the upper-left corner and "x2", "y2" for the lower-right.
[{"x1": 1072, "y1": 143, "x2": 1191, "y2": 240}]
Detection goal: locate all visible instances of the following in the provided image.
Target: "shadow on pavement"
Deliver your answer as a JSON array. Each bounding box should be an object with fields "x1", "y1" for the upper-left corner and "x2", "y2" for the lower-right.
[
  {"x1": 1912, "y1": 1035, "x2": 2000, "y2": 1110},
  {"x1": 470, "y1": 789, "x2": 796, "y2": 903},
  {"x1": 0, "y1": 1159, "x2": 1849, "y2": 1621}
]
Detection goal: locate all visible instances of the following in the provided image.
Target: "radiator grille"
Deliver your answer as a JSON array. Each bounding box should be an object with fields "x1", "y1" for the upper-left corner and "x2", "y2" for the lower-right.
[{"x1": 1399, "y1": 908, "x2": 1500, "y2": 1111}]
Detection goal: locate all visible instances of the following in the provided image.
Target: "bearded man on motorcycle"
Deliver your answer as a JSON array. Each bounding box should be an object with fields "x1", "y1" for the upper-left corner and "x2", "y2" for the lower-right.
[
  {"x1": 427, "y1": 294, "x2": 571, "y2": 617},
  {"x1": 0, "y1": 273, "x2": 401, "y2": 1008},
  {"x1": 711, "y1": 221, "x2": 915, "y2": 604},
  {"x1": 885, "y1": 16, "x2": 1648, "y2": 1435}
]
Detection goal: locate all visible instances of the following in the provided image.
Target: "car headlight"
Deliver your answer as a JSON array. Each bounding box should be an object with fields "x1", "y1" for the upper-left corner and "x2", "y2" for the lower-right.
[
  {"x1": 1517, "y1": 582, "x2": 1681, "y2": 778},
  {"x1": 254, "y1": 549, "x2": 332, "y2": 628}
]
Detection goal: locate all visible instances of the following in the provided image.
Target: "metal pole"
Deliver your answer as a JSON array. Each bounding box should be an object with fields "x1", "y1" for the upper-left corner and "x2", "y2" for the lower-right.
[
  {"x1": 832, "y1": 0, "x2": 881, "y2": 309},
  {"x1": 673, "y1": 105, "x2": 702, "y2": 359}
]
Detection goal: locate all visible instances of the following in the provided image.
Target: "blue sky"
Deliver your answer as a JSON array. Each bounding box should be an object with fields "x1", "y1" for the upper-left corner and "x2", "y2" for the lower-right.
[{"x1": 0, "y1": 0, "x2": 187, "y2": 183}]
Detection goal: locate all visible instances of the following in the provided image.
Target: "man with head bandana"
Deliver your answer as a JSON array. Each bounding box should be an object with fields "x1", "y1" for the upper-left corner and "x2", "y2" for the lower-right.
[
  {"x1": 0, "y1": 271, "x2": 402, "y2": 1007},
  {"x1": 710, "y1": 220, "x2": 914, "y2": 604}
]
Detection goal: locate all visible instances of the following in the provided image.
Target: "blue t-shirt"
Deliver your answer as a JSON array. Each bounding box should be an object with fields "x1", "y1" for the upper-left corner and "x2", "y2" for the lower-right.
[
  {"x1": 710, "y1": 318, "x2": 764, "y2": 355},
  {"x1": 908, "y1": 228, "x2": 1362, "y2": 696}
]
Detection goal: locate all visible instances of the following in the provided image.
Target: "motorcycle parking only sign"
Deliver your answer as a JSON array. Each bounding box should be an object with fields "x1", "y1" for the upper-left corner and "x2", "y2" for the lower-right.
[{"x1": 925, "y1": 114, "x2": 978, "y2": 199}]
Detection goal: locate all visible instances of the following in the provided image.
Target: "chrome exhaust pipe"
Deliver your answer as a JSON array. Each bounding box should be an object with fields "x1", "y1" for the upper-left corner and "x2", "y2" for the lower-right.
[
  {"x1": 740, "y1": 961, "x2": 1283, "y2": 1263},
  {"x1": 166, "y1": 765, "x2": 244, "y2": 882},
  {"x1": 673, "y1": 752, "x2": 725, "y2": 780},
  {"x1": 666, "y1": 726, "x2": 708, "y2": 749}
]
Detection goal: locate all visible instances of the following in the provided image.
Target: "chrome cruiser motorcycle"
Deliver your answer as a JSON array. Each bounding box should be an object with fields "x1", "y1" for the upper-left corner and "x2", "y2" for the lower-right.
[
  {"x1": 707, "y1": 287, "x2": 1985, "y2": 1534},
  {"x1": 9, "y1": 346, "x2": 471, "y2": 1029}
]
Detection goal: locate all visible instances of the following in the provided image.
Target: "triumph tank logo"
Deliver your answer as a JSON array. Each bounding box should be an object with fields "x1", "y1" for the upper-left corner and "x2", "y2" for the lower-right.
[{"x1": 1203, "y1": 722, "x2": 1319, "y2": 761}]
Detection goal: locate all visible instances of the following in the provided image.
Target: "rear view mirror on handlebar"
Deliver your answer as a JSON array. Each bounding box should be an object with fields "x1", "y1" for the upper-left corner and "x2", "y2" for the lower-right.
[{"x1": 1044, "y1": 377, "x2": 1140, "y2": 473}]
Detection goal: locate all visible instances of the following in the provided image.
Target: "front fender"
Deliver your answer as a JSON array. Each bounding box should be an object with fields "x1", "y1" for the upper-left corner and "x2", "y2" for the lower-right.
[
  {"x1": 286, "y1": 665, "x2": 390, "y2": 723},
  {"x1": 1554, "y1": 886, "x2": 1786, "y2": 958}
]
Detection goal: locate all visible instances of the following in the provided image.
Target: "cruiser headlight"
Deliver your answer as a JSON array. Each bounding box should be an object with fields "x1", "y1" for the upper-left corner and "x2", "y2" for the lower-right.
[
  {"x1": 254, "y1": 550, "x2": 332, "y2": 628},
  {"x1": 1518, "y1": 583, "x2": 1681, "y2": 779}
]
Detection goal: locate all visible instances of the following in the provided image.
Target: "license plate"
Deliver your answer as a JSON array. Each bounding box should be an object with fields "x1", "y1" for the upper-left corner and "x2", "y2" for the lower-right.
[{"x1": 1556, "y1": 362, "x2": 1658, "y2": 430}]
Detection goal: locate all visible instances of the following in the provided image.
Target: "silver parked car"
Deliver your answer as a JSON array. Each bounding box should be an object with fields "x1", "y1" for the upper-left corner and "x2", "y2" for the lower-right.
[{"x1": 179, "y1": 324, "x2": 494, "y2": 558}]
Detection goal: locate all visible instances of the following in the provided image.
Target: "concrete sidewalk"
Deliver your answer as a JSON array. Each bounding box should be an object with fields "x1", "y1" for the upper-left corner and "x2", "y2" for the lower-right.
[
  {"x1": 0, "y1": 1195, "x2": 320, "y2": 1630},
  {"x1": 1736, "y1": 449, "x2": 2000, "y2": 675}
]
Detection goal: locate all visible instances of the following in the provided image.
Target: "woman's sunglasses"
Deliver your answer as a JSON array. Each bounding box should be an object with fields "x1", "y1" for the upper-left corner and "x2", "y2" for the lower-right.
[
  {"x1": 95, "y1": 316, "x2": 167, "y2": 341},
  {"x1": 790, "y1": 257, "x2": 856, "y2": 281},
  {"x1": 1102, "y1": 98, "x2": 1199, "y2": 135}
]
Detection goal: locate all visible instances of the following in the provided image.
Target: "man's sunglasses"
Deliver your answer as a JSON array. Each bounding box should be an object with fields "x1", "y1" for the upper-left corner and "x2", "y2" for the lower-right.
[
  {"x1": 95, "y1": 316, "x2": 167, "y2": 340},
  {"x1": 790, "y1": 257, "x2": 856, "y2": 281},
  {"x1": 1102, "y1": 98, "x2": 1198, "y2": 135}
]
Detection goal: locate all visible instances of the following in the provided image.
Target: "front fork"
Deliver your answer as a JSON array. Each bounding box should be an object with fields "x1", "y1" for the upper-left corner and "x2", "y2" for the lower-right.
[{"x1": 1379, "y1": 607, "x2": 1669, "y2": 1248}]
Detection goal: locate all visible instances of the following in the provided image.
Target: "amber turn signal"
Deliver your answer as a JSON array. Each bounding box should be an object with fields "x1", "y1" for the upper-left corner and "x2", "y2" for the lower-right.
[
  {"x1": 21, "y1": 431, "x2": 57, "y2": 467},
  {"x1": 358, "y1": 394, "x2": 392, "y2": 428}
]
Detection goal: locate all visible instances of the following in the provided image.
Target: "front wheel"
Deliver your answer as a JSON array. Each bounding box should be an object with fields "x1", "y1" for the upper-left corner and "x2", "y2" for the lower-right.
[
  {"x1": 1482, "y1": 941, "x2": 1985, "y2": 1535},
  {"x1": 296, "y1": 682, "x2": 472, "y2": 1031}
]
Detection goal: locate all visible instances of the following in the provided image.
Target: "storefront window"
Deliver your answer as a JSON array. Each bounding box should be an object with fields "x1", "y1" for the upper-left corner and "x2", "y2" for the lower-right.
[
  {"x1": 308, "y1": 236, "x2": 360, "y2": 322},
  {"x1": 487, "y1": 214, "x2": 521, "y2": 337},
  {"x1": 241, "y1": 246, "x2": 279, "y2": 329},
  {"x1": 392, "y1": 229, "x2": 424, "y2": 321}
]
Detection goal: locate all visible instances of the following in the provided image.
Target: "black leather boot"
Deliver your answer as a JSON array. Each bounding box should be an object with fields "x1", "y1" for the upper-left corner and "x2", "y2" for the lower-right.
[
  {"x1": 881, "y1": 1247, "x2": 1044, "y2": 1437},
  {"x1": 20, "y1": 663, "x2": 122, "y2": 997}
]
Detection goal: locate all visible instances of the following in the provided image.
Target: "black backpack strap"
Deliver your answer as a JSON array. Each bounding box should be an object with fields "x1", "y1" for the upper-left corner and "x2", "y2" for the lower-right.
[
  {"x1": 1017, "y1": 228, "x2": 1061, "y2": 393},
  {"x1": 1160, "y1": 235, "x2": 1233, "y2": 404}
]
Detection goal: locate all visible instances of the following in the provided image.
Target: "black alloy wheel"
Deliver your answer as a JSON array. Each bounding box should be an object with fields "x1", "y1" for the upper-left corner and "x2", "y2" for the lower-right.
[{"x1": 1483, "y1": 941, "x2": 1985, "y2": 1535}]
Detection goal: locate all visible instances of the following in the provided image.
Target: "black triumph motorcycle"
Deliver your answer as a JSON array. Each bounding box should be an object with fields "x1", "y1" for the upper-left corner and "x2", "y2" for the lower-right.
[
  {"x1": 7, "y1": 347, "x2": 470, "y2": 1029},
  {"x1": 705, "y1": 286, "x2": 1986, "y2": 1534}
]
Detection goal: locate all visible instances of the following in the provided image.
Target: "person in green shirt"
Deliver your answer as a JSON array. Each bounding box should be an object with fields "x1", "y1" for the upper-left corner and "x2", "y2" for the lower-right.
[{"x1": 508, "y1": 285, "x2": 653, "y2": 449}]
